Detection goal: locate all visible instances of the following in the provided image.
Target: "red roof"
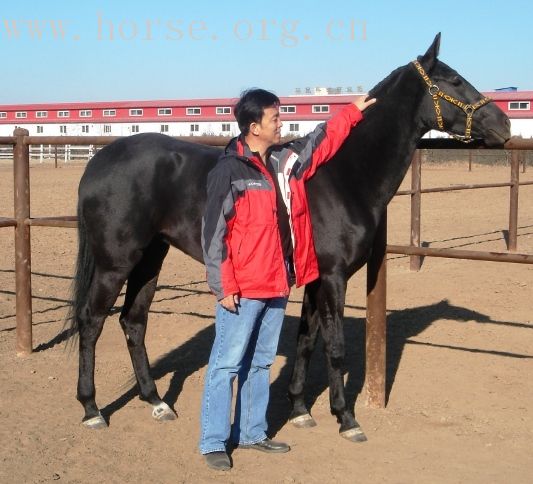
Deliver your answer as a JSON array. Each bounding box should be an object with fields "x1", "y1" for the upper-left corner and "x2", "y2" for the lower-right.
[
  {"x1": 0, "y1": 94, "x2": 361, "y2": 112},
  {"x1": 485, "y1": 90, "x2": 533, "y2": 101}
]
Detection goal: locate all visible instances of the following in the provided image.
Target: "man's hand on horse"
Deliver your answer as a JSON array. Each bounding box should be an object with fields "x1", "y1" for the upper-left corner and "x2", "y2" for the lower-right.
[{"x1": 354, "y1": 96, "x2": 377, "y2": 112}]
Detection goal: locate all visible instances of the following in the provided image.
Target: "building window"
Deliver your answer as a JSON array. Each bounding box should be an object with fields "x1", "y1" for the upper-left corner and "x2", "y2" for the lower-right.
[
  {"x1": 158, "y1": 108, "x2": 172, "y2": 116},
  {"x1": 16, "y1": 112, "x2": 27, "y2": 118},
  {"x1": 36, "y1": 126, "x2": 44, "y2": 134},
  {"x1": 289, "y1": 123, "x2": 300, "y2": 132},
  {"x1": 80, "y1": 110, "x2": 92, "y2": 117},
  {"x1": 103, "y1": 109, "x2": 116, "y2": 117},
  {"x1": 36, "y1": 111, "x2": 48, "y2": 118},
  {"x1": 130, "y1": 109, "x2": 143, "y2": 116},
  {"x1": 281, "y1": 106, "x2": 296, "y2": 113},
  {"x1": 58, "y1": 111, "x2": 70, "y2": 118},
  {"x1": 508, "y1": 101, "x2": 530, "y2": 110},
  {"x1": 60, "y1": 125, "x2": 67, "y2": 134},
  {"x1": 216, "y1": 107, "x2": 231, "y2": 115},
  {"x1": 187, "y1": 107, "x2": 201, "y2": 115},
  {"x1": 131, "y1": 125, "x2": 140, "y2": 133},
  {"x1": 312, "y1": 105, "x2": 330, "y2": 113},
  {"x1": 221, "y1": 123, "x2": 231, "y2": 132},
  {"x1": 0, "y1": 112, "x2": 6, "y2": 118},
  {"x1": 104, "y1": 125, "x2": 112, "y2": 133},
  {"x1": 82, "y1": 125, "x2": 89, "y2": 133},
  {"x1": 160, "y1": 124, "x2": 169, "y2": 133},
  {"x1": 190, "y1": 124, "x2": 199, "y2": 132}
]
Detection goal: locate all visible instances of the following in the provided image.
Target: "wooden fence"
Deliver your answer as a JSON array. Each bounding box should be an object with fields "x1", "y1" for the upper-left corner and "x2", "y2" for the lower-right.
[{"x1": 1, "y1": 130, "x2": 532, "y2": 408}]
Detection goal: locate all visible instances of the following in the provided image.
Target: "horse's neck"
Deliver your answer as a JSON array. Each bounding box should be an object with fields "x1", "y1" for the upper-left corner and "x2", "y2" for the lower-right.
[
  {"x1": 345, "y1": 81, "x2": 427, "y2": 220},
  {"x1": 372, "y1": 109, "x2": 425, "y2": 201}
]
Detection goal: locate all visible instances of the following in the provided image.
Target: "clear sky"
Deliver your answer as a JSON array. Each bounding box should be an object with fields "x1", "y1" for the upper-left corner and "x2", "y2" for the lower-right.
[{"x1": 0, "y1": 0, "x2": 530, "y2": 104}]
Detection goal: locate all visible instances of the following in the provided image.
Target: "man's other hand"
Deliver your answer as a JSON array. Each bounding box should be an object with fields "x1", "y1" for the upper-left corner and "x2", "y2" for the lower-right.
[{"x1": 220, "y1": 294, "x2": 240, "y2": 312}]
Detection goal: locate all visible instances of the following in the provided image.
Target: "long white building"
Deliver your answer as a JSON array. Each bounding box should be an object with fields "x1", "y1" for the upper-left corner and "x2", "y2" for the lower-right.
[{"x1": 0, "y1": 90, "x2": 532, "y2": 139}]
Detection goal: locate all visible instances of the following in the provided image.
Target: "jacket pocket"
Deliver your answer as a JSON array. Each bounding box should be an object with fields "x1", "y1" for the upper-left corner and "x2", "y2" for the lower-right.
[{"x1": 234, "y1": 224, "x2": 281, "y2": 291}]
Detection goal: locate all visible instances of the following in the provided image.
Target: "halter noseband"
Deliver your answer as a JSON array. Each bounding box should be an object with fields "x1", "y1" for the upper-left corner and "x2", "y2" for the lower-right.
[{"x1": 412, "y1": 60, "x2": 492, "y2": 143}]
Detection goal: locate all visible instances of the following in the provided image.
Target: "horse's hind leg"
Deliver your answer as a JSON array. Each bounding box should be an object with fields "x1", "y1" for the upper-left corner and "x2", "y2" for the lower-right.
[
  {"x1": 119, "y1": 237, "x2": 175, "y2": 422},
  {"x1": 78, "y1": 267, "x2": 129, "y2": 429},
  {"x1": 288, "y1": 283, "x2": 320, "y2": 428}
]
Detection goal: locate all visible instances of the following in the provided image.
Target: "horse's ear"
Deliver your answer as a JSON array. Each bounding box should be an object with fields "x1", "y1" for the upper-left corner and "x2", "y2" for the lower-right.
[{"x1": 417, "y1": 33, "x2": 441, "y2": 71}]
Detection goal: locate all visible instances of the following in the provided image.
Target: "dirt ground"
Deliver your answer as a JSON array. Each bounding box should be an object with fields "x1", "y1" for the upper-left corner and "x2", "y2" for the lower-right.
[{"x1": 0, "y1": 158, "x2": 532, "y2": 484}]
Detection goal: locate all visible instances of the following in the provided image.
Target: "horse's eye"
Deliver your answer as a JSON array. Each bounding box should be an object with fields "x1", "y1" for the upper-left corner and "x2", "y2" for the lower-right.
[{"x1": 451, "y1": 76, "x2": 462, "y2": 86}]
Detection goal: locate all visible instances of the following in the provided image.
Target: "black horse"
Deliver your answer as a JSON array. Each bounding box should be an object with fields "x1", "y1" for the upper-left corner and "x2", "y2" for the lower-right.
[{"x1": 69, "y1": 34, "x2": 510, "y2": 436}]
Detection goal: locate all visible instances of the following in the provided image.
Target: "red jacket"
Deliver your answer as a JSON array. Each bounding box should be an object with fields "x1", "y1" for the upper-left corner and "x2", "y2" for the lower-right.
[{"x1": 202, "y1": 103, "x2": 363, "y2": 300}]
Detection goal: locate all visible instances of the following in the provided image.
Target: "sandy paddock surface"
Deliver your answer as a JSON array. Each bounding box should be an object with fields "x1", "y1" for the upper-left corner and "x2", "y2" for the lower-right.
[{"x1": 0, "y1": 158, "x2": 532, "y2": 484}]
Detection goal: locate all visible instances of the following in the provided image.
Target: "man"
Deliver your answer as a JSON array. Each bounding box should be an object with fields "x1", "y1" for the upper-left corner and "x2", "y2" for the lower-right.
[{"x1": 200, "y1": 88, "x2": 376, "y2": 470}]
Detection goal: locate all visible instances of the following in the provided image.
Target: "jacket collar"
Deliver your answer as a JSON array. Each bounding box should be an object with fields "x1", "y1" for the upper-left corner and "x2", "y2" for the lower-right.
[{"x1": 224, "y1": 135, "x2": 266, "y2": 171}]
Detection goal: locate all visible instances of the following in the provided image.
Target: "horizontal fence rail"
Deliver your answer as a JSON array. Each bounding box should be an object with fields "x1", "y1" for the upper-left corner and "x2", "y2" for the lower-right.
[
  {"x1": 26, "y1": 216, "x2": 78, "y2": 228},
  {"x1": 0, "y1": 217, "x2": 17, "y2": 228},
  {"x1": 397, "y1": 180, "x2": 533, "y2": 196},
  {"x1": 1, "y1": 130, "x2": 532, "y2": 409},
  {"x1": 386, "y1": 245, "x2": 533, "y2": 264}
]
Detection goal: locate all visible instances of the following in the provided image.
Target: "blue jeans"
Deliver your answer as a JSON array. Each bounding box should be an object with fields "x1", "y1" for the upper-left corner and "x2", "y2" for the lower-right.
[{"x1": 199, "y1": 296, "x2": 288, "y2": 454}]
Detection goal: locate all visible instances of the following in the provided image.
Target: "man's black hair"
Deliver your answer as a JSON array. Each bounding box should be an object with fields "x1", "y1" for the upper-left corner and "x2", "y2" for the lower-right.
[{"x1": 234, "y1": 88, "x2": 280, "y2": 136}]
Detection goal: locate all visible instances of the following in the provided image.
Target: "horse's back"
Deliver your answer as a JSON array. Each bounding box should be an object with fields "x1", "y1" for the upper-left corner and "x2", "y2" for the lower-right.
[
  {"x1": 80, "y1": 133, "x2": 219, "y2": 190},
  {"x1": 78, "y1": 133, "x2": 222, "y2": 263}
]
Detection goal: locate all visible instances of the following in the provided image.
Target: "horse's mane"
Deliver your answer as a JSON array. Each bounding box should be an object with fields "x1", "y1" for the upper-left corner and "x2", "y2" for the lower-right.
[{"x1": 368, "y1": 65, "x2": 407, "y2": 99}]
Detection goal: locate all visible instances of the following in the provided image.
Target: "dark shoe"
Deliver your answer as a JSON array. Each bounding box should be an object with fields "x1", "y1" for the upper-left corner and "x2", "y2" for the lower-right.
[
  {"x1": 204, "y1": 451, "x2": 231, "y2": 470},
  {"x1": 240, "y1": 438, "x2": 290, "y2": 453}
]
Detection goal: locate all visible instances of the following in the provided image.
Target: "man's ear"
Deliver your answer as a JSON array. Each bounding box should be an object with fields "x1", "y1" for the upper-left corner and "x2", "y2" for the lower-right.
[{"x1": 250, "y1": 122, "x2": 260, "y2": 135}]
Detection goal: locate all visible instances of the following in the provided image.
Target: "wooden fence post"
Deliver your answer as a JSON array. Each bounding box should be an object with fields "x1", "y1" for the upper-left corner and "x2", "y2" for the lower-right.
[
  {"x1": 410, "y1": 150, "x2": 422, "y2": 271},
  {"x1": 365, "y1": 211, "x2": 387, "y2": 408},
  {"x1": 13, "y1": 128, "x2": 32, "y2": 356},
  {"x1": 508, "y1": 151, "x2": 519, "y2": 252}
]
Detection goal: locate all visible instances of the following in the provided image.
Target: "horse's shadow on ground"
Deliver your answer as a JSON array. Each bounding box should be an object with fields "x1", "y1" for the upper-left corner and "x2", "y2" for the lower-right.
[
  {"x1": 74, "y1": 298, "x2": 530, "y2": 428},
  {"x1": 269, "y1": 300, "x2": 491, "y2": 434},
  {"x1": 268, "y1": 299, "x2": 528, "y2": 435}
]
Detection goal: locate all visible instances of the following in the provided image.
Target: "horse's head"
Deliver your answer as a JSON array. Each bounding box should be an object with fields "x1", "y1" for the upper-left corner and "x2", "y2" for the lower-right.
[{"x1": 416, "y1": 33, "x2": 511, "y2": 146}]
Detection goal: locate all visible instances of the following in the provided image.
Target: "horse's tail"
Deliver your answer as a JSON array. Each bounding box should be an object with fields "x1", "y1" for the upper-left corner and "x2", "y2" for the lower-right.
[{"x1": 65, "y1": 203, "x2": 95, "y2": 348}]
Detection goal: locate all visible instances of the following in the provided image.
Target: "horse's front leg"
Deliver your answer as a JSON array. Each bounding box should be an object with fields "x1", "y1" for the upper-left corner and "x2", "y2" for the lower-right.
[
  {"x1": 288, "y1": 284, "x2": 320, "y2": 428},
  {"x1": 320, "y1": 278, "x2": 367, "y2": 442}
]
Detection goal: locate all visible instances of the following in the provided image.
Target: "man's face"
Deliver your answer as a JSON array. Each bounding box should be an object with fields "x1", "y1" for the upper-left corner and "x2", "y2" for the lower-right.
[{"x1": 255, "y1": 105, "x2": 282, "y2": 147}]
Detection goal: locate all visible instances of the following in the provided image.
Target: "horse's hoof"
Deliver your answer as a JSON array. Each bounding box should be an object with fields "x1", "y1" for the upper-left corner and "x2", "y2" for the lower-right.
[
  {"x1": 289, "y1": 413, "x2": 317, "y2": 428},
  {"x1": 152, "y1": 402, "x2": 176, "y2": 421},
  {"x1": 340, "y1": 426, "x2": 367, "y2": 442},
  {"x1": 82, "y1": 413, "x2": 107, "y2": 429}
]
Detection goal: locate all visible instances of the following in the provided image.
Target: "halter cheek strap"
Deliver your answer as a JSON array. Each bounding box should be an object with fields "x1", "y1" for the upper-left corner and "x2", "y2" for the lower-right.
[{"x1": 412, "y1": 60, "x2": 492, "y2": 143}]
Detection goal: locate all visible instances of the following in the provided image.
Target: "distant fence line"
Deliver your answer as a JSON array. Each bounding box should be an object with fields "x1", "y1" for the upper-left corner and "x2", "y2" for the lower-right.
[
  {"x1": 0, "y1": 134, "x2": 235, "y2": 163},
  {"x1": 424, "y1": 147, "x2": 532, "y2": 168},
  {"x1": 0, "y1": 144, "x2": 97, "y2": 162}
]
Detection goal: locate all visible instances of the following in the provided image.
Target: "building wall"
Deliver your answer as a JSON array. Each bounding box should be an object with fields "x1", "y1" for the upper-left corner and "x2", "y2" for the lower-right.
[
  {"x1": 508, "y1": 119, "x2": 533, "y2": 138},
  {"x1": 0, "y1": 120, "x2": 327, "y2": 137}
]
